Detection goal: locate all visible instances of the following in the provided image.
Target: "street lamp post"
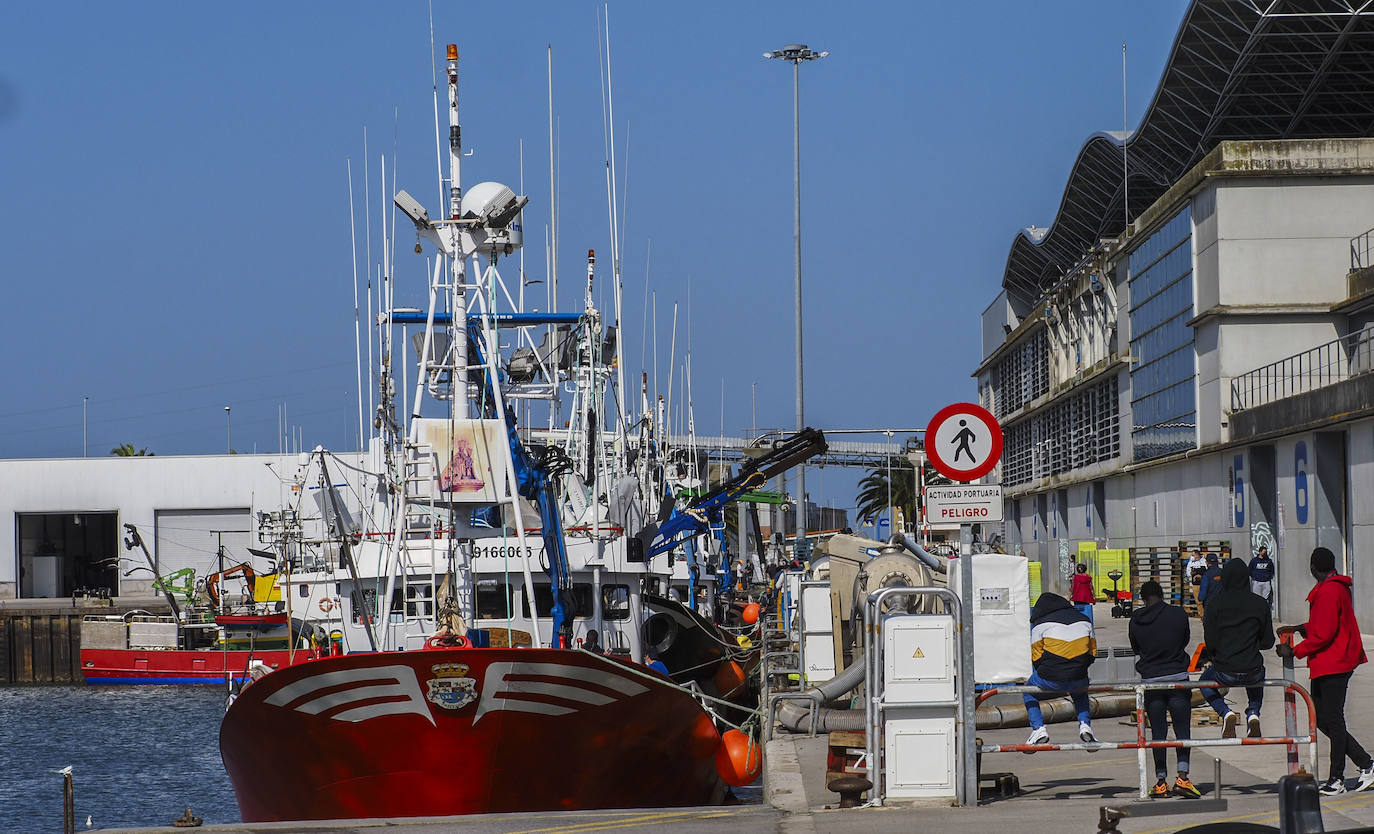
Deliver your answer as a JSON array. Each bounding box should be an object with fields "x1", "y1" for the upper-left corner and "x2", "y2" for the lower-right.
[
  {"x1": 765, "y1": 43, "x2": 826, "y2": 559},
  {"x1": 225, "y1": 406, "x2": 231, "y2": 454}
]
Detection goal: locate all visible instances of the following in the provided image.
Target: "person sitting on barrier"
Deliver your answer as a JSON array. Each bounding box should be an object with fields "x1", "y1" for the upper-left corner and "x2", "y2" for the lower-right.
[
  {"x1": 1199, "y1": 557, "x2": 1275, "y2": 739},
  {"x1": 1071, "y1": 563, "x2": 1096, "y2": 623},
  {"x1": 1129, "y1": 580, "x2": 1202, "y2": 799},
  {"x1": 1024, "y1": 592, "x2": 1098, "y2": 750},
  {"x1": 1276, "y1": 546, "x2": 1374, "y2": 796}
]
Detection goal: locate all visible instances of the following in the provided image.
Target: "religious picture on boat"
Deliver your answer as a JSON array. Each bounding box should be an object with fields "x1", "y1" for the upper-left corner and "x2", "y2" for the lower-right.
[{"x1": 416, "y1": 418, "x2": 509, "y2": 502}]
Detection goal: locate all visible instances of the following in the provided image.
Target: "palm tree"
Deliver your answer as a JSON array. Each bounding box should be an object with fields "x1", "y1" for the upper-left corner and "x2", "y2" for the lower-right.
[
  {"x1": 854, "y1": 439, "x2": 948, "y2": 527},
  {"x1": 110, "y1": 443, "x2": 154, "y2": 457}
]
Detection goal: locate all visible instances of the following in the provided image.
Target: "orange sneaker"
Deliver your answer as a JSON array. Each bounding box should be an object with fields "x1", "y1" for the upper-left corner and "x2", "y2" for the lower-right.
[
  {"x1": 1149, "y1": 779, "x2": 1170, "y2": 798},
  {"x1": 1173, "y1": 776, "x2": 1202, "y2": 798}
]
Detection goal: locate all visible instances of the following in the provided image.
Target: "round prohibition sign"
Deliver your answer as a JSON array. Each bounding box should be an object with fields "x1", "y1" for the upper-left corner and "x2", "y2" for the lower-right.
[{"x1": 925, "y1": 402, "x2": 1003, "y2": 482}]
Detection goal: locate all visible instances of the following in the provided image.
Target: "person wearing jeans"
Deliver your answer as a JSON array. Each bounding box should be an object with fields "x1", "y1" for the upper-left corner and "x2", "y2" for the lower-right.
[
  {"x1": 1023, "y1": 592, "x2": 1097, "y2": 749},
  {"x1": 1130, "y1": 580, "x2": 1200, "y2": 798},
  {"x1": 1278, "y1": 547, "x2": 1374, "y2": 795},
  {"x1": 1198, "y1": 558, "x2": 1274, "y2": 738}
]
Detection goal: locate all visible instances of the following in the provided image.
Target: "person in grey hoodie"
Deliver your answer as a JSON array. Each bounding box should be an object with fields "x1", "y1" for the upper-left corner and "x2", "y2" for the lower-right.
[{"x1": 1129, "y1": 581, "x2": 1201, "y2": 798}]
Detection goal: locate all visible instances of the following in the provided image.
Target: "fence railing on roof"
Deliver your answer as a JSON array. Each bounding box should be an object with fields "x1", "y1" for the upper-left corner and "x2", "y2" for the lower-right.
[{"x1": 1229, "y1": 324, "x2": 1374, "y2": 413}]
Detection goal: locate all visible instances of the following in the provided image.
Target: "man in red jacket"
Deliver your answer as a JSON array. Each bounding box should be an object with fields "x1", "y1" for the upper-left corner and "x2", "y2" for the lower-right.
[{"x1": 1278, "y1": 547, "x2": 1374, "y2": 795}]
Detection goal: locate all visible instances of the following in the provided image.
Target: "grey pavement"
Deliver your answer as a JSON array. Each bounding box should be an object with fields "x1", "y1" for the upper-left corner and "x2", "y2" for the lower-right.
[{"x1": 100, "y1": 601, "x2": 1374, "y2": 833}]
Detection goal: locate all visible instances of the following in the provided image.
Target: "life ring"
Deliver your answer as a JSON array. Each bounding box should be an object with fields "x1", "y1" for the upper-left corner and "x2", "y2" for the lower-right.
[{"x1": 319, "y1": 598, "x2": 336, "y2": 613}]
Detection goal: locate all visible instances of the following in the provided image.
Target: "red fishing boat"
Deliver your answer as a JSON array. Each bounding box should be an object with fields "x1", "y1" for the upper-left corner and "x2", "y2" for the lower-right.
[
  {"x1": 81, "y1": 610, "x2": 327, "y2": 685},
  {"x1": 219, "y1": 645, "x2": 728, "y2": 821}
]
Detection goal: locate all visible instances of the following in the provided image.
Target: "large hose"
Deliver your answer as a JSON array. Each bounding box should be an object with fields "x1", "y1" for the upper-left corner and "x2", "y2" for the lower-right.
[
  {"x1": 773, "y1": 660, "x2": 1194, "y2": 733},
  {"x1": 774, "y1": 660, "x2": 868, "y2": 732},
  {"x1": 896, "y1": 532, "x2": 947, "y2": 574}
]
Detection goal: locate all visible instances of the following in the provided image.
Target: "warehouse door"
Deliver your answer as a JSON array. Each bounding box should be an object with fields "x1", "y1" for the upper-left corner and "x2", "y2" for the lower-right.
[{"x1": 153, "y1": 508, "x2": 253, "y2": 582}]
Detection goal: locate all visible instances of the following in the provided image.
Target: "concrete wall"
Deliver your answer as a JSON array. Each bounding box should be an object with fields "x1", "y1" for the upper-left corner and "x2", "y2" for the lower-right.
[
  {"x1": 1215, "y1": 177, "x2": 1374, "y2": 307},
  {"x1": 0, "y1": 452, "x2": 366, "y2": 599}
]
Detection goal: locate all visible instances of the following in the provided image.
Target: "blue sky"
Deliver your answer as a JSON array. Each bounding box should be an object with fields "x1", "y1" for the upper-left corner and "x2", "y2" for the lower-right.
[{"x1": 0, "y1": 2, "x2": 1187, "y2": 515}]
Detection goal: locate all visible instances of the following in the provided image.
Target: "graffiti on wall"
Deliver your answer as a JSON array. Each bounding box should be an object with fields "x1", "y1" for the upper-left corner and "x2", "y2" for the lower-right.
[{"x1": 1251, "y1": 521, "x2": 1276, "y2": 556}]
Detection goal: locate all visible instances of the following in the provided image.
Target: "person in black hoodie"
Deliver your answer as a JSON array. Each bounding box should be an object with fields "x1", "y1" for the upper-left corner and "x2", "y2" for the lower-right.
[
  {"x1": 1024, "y1": 592, "x2": 1098, "y2": 749},
  {"x1": 1199, "y1": 558, "x2": 1275, "y2": 738},
  {"x1": 1129, "y1": 581, "x2": 1201, "y2": 798}
]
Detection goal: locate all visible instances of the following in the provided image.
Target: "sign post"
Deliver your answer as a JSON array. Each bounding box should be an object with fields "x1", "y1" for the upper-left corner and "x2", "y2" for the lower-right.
[{"x1": 925, "y1": 402, "x2": 1003, "y2": 807}]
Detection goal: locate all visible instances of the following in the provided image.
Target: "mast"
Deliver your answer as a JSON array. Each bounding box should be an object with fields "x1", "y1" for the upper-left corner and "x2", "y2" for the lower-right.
[{"x1": 446, "y1": 44, "x2": 468, "y2": 400}]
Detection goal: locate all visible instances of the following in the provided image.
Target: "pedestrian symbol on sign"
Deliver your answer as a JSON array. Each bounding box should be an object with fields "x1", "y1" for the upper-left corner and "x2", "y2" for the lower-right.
[{"x1": 952, "y1": 419, "x2": 977, "y2": 463}]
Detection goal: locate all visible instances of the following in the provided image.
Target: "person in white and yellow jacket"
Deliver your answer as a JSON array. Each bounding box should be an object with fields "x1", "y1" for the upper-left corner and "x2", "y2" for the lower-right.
[{"x1": 1024, "y1": 592, "x2": 1099, "y2": 749}]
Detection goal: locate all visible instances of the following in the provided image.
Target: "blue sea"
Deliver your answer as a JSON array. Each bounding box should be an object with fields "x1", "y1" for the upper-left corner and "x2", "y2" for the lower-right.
[{"x1": 0, "y1": 685, "x2": 240, "y2": 830}]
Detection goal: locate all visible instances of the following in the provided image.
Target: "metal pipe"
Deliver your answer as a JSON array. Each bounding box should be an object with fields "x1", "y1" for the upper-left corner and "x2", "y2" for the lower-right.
[{"x1": 895, "y1": 531, "x2": 948, "y2": 574}]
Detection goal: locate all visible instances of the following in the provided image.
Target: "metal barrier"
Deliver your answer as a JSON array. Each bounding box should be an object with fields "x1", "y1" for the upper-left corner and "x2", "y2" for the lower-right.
[
  {"x1": 1352, "y1": 224, "x2": 1374, "y2": 271},
  {"x1": 976, "y1": 679, "x2": 1317, "y2": 799},
  {"x1": 862, "y1": 586, "x2": 972, "y2": 807},
  {"x1": 1229, "y1": 324, "x2": 1374, "y2": 412}
]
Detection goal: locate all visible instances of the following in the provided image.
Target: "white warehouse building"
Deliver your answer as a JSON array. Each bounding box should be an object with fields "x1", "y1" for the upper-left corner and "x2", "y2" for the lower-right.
[
  {"x1": 0, "y1": 453, "x2": 363, "y2": 601},
  {"x1": 974, "y1": 3, "x2": 1374, "y2": 623}
]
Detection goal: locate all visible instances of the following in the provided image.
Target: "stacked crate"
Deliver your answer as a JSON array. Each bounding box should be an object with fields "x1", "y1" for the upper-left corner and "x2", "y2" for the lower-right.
[{"x1": 1129, "y1": 546, "x2": 1188, "y2": 613}]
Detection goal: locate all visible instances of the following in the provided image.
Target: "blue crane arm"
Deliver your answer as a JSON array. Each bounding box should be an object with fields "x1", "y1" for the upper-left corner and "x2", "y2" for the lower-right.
[
  {"x1": 466, "y1": 323, "x2": 575, "y2": 647},
  {"x1": 648, "y1": 428, "x2": 827, "y2": 558}
]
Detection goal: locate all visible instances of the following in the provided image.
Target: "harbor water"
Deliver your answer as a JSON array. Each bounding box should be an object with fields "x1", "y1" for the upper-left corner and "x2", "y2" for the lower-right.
[{"x1": 0, "y1": 685, "x2": 240, "y2": 830}]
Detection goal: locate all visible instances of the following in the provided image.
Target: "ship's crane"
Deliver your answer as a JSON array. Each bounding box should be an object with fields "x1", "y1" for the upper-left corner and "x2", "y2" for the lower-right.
[{"x1": 645, "y1": 428, "x2": 828, "y2": 559}]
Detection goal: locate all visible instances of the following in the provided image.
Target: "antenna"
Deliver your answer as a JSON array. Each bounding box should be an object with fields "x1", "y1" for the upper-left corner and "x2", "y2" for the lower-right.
[
  {"x1": 1122, "y1": 42, "x2": 1129, "y2": 230},
  {"x1": 347, "y1": 158, "x2": 364, "y2": 452}
]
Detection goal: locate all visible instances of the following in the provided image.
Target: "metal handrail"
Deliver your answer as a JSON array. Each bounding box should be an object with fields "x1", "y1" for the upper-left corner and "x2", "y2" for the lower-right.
[
  {"x1": 1352, "y1": 225, "x2": 1374, "y2": 271},
  {"x1": 1230, "y1": 324, "x2": 1374, "y2": 412},
  {"x1": 863, "y1": 586, "x2": 968, "y2": 807},
  {"x1": 976, "y1": 679, "x2": 1317, "y2": 799}
]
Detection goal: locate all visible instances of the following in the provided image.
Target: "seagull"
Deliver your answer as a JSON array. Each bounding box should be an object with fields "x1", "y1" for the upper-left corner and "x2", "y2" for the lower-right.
[{"x1": 51, "y1": 765, "x2": 72, "y2": 776}]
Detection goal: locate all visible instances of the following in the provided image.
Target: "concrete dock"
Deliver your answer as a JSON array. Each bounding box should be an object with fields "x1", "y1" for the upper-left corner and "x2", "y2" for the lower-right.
[{"x1": 100, "y1": 608, "x2": 1374, "y2": 833}]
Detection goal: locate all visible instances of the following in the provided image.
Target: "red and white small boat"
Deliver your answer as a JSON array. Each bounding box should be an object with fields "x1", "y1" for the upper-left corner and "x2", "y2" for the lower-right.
[
  {"x1": 81, "y1": 610, "x2": 327, "y2": 685},
  {"x1": 220, "y1": 646, "x2": 728, "y2": 821}
]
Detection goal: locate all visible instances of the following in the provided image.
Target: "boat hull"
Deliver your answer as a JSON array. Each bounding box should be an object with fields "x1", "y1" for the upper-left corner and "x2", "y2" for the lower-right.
[
  {"x1": 219, "y1": 647, "x2": 727, "y2": 821},
  {"x1": 81, "y1": 648, "x2": 312, "y2": 685}
]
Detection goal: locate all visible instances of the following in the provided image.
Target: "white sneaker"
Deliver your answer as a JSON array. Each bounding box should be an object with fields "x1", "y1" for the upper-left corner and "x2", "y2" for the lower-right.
[
  {"x1": 1221, "y1": 711, "x2": 1240, "y2": 738},
  {"x1": 1023, "y1": 726, "x2": 1049, "y2": 753},
  {"x1": 1079, "y1": 721, "x2": 1098, "y2": 750},
  {"x1": 1354, "y1": 766, "x2": 1374, "y2": 793},
  {"x1": 1247, "y1": 714, "x2": 1262, "y2": 738},
  {"x1": 1320, "y1": 777, "x2": 1348, "y2": 796}
]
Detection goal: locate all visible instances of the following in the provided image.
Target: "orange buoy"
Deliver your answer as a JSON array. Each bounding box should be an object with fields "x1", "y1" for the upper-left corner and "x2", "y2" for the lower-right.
[
  {"x1": 690, "y1": 712, "x2": 723, "y2": 759},
  {"x1": 713, "y1": 660, "x2": 747, "y2": 695},
  {"x1": 715, "y1": 728, "x2": 762, "y2": 786},
  {"x1": 742, "y1": 603, "x2": 761, "y2": 625}
]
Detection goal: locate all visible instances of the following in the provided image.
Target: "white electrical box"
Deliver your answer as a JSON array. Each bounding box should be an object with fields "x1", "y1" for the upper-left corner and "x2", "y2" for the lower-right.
[
  {"x1": 881, "y1": 613, "x2": 958, "y2": 801},
  {"x1": 885, "y1": 716, "x2": 957, "y2": 798},
  {"x1": 882, "y1": 614, "x2": 954, "y2": 703},
  {"x1": 949, "y1": 552, "x2": 1032, "y2": 683},
  {"x1": 800, "y1": 582, "x2": 835, "y2": 683}
]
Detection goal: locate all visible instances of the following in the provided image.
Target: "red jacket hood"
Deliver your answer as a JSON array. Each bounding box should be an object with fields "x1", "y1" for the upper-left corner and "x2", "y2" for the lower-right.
[{"x1": 1307, "y1": 574, "x2": 1353, "y2": 598}]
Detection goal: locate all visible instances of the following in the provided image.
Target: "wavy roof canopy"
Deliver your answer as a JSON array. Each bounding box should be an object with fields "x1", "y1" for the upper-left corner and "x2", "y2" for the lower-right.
[{"x1": 1003, "y1": 0, "x2": 1374, "y2": 300}]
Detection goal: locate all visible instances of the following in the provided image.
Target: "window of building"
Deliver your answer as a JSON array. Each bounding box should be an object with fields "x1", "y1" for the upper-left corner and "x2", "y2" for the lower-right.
[
  {"x1": 1000, "y1": 375, "x2": 1120, "y2": 487},
  {"x1": 1129, "y1": 206, "x2": 1196, "y2": 462},
  {"x1": 991, "y1": 330, "x2": 1050, "y2": 418},
  {"x1": 16, "y1": 512, "x2": 119, "y2": 599}
]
